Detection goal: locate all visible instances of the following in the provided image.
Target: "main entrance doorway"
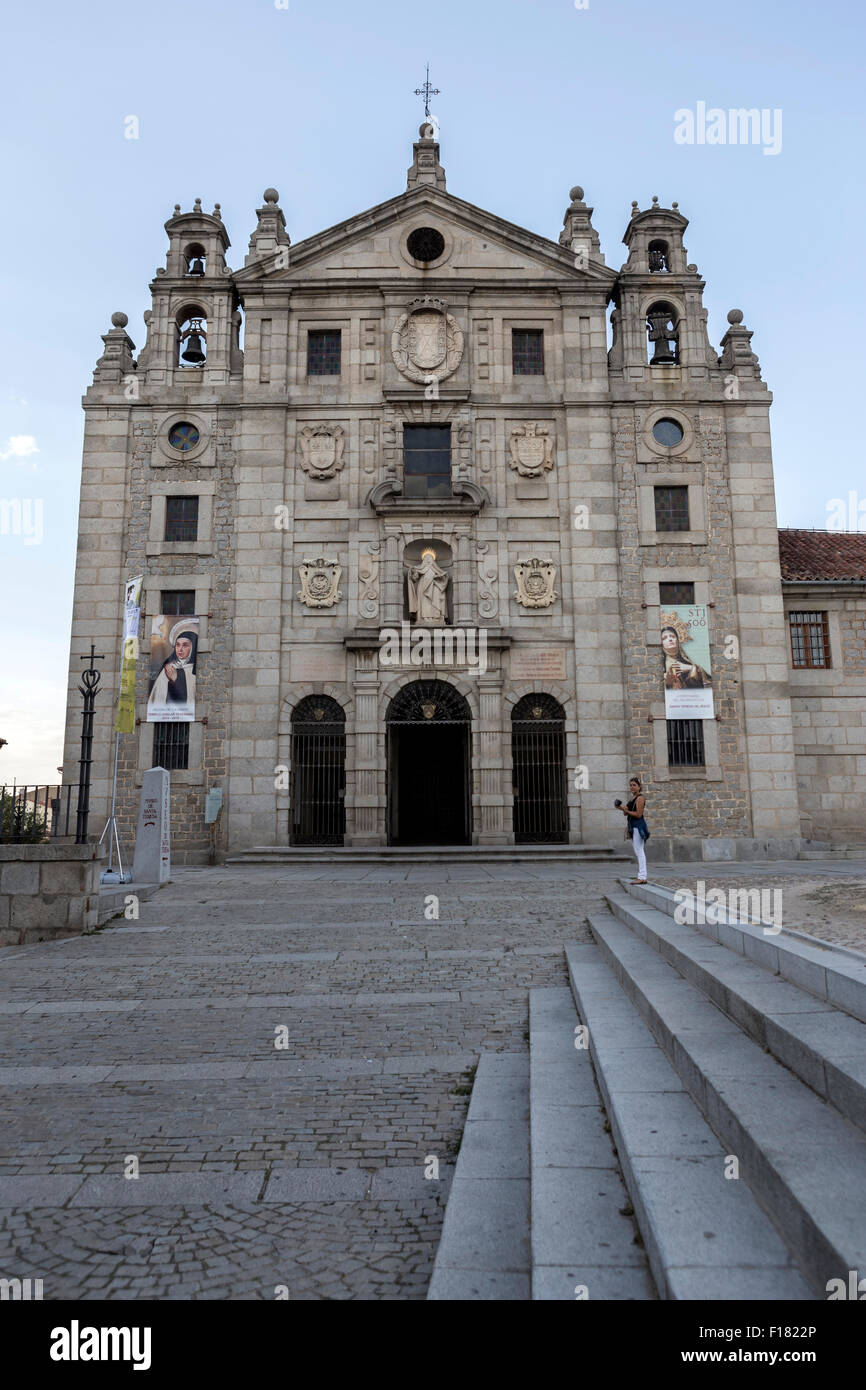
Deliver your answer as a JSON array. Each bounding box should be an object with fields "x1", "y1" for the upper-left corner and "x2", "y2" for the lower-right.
[{"x1": 386, "y1": 680, "x2": 472, "y2": 845}]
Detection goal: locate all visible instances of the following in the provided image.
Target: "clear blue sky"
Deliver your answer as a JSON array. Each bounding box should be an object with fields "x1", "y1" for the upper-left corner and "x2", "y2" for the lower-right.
[{"x1": 1, "y1": 0, "x2": 863, "y2": 782}]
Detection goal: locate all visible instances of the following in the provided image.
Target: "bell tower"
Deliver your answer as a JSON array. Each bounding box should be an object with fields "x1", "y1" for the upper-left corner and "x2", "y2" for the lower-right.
[
  {"x1": 610, "y1": 196, "x2": 717, "y2": 379},
  {"x1": 136, "y1": 198, "x2": 241, "y2": 390}
]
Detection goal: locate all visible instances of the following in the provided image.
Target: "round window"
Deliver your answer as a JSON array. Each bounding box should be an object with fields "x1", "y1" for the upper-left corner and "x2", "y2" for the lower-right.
[
  {"x1": 407, "y1": 227, "x2": 445, "y2": 262},
  {"x1": 652, "y1": 418, "x2": 684, "y2": 448},
  {"x1": 168, "y1": 422, "x2": 200, "y2": 452}
]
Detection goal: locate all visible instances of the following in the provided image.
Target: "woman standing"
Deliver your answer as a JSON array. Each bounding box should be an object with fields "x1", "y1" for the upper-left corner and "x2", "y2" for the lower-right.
[{"x1": 617, "y1": 777, "x2": 650, "y2": 885}]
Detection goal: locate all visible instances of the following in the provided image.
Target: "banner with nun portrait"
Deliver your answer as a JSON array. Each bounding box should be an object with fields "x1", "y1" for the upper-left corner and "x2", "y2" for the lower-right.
[
  {"x1": 146, "y1": 615, "x2": 199, "y2": 722},
  {"x1": 661, "y1": 606, "x2": 714, "y2": 720}
]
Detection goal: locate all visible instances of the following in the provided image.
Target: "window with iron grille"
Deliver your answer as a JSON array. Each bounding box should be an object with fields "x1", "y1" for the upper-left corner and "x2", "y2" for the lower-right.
[
  {"x1": 164, "y1": 496, "x2": 199, "y2": 543},
  {"x1": 654, "y1": 486, "x2": 690, "y2": 532},
  {"x1": 307, "y1": 330, "x2": 341, "y2": 376},
  {"x1": 658, "y1": 581, "x2": 695, "y2": 606},
  {"x1": 789, "y1": 611, "x2": 831, "y2": 669},
  {"x1": 160, "y1": 590, "x2": 196, "y2": 616},
  {"x1": 153, "y1": 722, "x2": 190, "y2": 770},
  {"x1": 512, "y1": 329, "x2": 544, "y2": 376},
  {"x1": 667, "y1": 718, "x2": 705, "y2": 767},
  {"x1": 403, "y1": 425, "x2": 452, "y2": 499}
]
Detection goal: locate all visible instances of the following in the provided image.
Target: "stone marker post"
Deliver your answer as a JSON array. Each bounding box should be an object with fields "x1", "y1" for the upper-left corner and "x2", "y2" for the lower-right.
[{"x1": 132, "y1": 767, "x2": 171, "y2": 883}]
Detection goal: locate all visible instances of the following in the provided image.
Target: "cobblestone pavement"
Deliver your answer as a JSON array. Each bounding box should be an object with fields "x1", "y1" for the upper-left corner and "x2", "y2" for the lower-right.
[
  {"x1": 0, "y1": 860, "x2": 606, "y2": 1300},
  {"x1": 2, "y1": 856, "x2": 862, "y2": 1300}
]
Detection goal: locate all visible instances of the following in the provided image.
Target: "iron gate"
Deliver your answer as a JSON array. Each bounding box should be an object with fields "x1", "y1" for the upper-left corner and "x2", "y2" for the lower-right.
[
  {"x1": 511, "y1": 694, "x2": 568, "y2": 843},
  {"x1": 290, "y1": 696, "x2": 346, "y2": 846}
]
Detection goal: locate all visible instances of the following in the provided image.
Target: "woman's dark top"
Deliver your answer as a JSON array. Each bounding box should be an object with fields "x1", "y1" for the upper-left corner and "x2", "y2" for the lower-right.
[{"x1": 625, "y1": 795, "x2": 651, "y2": 842}]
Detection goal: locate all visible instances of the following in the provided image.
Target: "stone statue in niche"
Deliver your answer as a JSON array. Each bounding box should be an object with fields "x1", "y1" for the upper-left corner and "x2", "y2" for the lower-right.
[
  {"x1": 514, "y1": 557, "x2": 557, "y2": 609},
  {"x1": 298, "y1": 424, "x2": 346, "y2": 479},
  {"x1": 298, "y1": 557, "x2": 342, "y2": 608},
  {"x1": 406, "y1": 547, "x2": 450, "y2": 624},
  {"x1": 509, "y1": 423, "x2": 555, "y2": 478}
]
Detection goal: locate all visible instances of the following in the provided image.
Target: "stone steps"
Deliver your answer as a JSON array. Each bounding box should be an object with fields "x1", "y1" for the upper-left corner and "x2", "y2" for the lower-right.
[
  {"x1": 604, "y1": 893, "x2": 866, "y2": 1132},
  {"x1": 528, "y1": 986, "x2": 656, "y2": 1299},
  {"x1": 574, "y1": 907, "x2": 866, "y2": 1295},
  {"x1": 563, "y1": 944, "x2": 812, "y2": 1300},
  {"x1": 226, "y1": 844, "x2": 631, "y2": 866},
  {"x1": 622, "y1": 879, "x2": 866, "y2": 1025}
]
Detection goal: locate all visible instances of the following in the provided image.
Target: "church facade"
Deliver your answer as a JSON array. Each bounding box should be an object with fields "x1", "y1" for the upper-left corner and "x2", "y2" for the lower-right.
[{"x1": 61, "y1": 126, "x2": 866, "y2": 861}]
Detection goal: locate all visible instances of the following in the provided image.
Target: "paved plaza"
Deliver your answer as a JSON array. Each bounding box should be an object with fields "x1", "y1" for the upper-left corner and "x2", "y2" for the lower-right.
[{"x1": 1, "y1": 857, "x2": 864, "y2": 1299}]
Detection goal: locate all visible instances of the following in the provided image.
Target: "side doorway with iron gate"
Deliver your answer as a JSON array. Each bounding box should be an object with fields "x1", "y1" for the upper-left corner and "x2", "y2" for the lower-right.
[
  {"x1": 290, "y1": 696, "x2": 346, "y2": 846},
  {"x1": 511, "y1": 694, "x2": 569, "y2": 843}
]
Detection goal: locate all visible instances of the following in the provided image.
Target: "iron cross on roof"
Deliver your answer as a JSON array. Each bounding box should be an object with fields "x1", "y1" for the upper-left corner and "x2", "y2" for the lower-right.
[{"x1": 414, "y1": 64, "x2": 440, "y2": 119}]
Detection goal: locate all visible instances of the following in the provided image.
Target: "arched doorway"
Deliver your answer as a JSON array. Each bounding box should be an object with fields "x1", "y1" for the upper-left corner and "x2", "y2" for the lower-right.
[
  {"x1": 387, "y1": 680, "x2": 472, "y2": 846},
  {"x1": 511, "y1": 694, "x2": 568, "y2": 843},
  {"x1": 290, "y1": 696, "x2": 346, "y2": 845}
]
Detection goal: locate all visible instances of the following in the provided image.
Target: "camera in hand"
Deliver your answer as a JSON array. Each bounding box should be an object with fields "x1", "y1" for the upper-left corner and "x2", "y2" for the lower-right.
[{"x1": 614, "y1": 799, "x2": 622, "y2": 808}]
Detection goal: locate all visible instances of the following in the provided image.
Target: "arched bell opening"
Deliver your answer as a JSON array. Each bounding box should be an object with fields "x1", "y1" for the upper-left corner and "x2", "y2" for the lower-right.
[
  {"x1": 386, "y1": 680, "x2": 472, "y2": 846},
  {"x1": 290, "y1": 696, "x2": 346, "y2": 846},
  {"x1": 176, "y1": 305, "x2": 207, "y2": 368},
  {"x1": 183, "y1": 243, "x2": 207, "y2": 276},
  {"x1": 511, "y1": 694, "x2": 568, "y2": 843}
]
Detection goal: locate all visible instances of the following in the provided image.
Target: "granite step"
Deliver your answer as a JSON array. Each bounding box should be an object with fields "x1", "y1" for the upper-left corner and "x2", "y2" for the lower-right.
[
  {"x1": 604, "y1": 892, "x2": 866, "y2": 1133},
  {"x1": 528, "y1": 986, "x2": 656, "y2": 1299},
  {"x1": 427, "y1": 1052, "x2": 530, "y2": 1300},
  {"x1": 563, "y1": 942, "x2": 812, "y2": 1300},
  {"x1": 227, "y1": 845, "x2": 630, "y2": 865},
  {"x1": 578, "y1": 912, "x2": 866, "y2": 1295},
  {"x1": 620, "y1": 879, "x2": 866, "y2": 1025}
]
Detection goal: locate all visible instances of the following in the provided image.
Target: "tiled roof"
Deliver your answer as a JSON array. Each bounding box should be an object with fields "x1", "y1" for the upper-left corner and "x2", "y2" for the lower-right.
[{"x1": 778, "y1": 529, "x2": 866, "y2": 582}]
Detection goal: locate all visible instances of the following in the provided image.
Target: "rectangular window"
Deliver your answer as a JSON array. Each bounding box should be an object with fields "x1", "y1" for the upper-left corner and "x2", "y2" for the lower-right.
[
  {"x1": 659, "y1": 581, "x2": 695, "y2": 606},
  {"x1": 789, "y1": 611, "x2": 831, "y2": 669},
  {"x1": 153, "y1": 722, "x2": 190, "y2": 771},
  {"x1": 164, "y1": 496, "x2": 199, "y2": 543},
  {"x1": 667, "y1": 719, "x2": 706, "y2": 767},
  {"x1": 160, "y1": 590, "x2": 196, "y2": 616},
  {"x1": 654, "y1": 486, "x2": 690, "y2": 532},
  {"x1": 403, "y1": 425, "x2": 452, "y2": 500},
  {"x1": 512, "y1": 329, "x2": 544, "y2": 376},
  {"x1": 307, "y1": 330, "x2": 341, "y2": 376}
]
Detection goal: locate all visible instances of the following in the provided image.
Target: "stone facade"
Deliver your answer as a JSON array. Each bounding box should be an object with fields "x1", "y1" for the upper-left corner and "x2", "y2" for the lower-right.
[
  {"x1": 779, "y1": 532, "x2": 866, "y2": 844},
  {"x1": 60, "y1": 127, "x2": 865, "y2": 859}
]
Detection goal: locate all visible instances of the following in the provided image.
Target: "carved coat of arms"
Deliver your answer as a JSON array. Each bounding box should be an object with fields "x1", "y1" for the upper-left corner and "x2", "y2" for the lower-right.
[
  {"x1": 391, "y1": 297, "x2": 464, "y2": 385},
  {"x1": 509, "y1": 423, "x2": 555, "y2": 478},
  {"x1": 514, "y1": 557, "x2": 557, "y2": 609},
  {"x1": 298, "y1": 557, "x2": 342, "y2": 608},
  {"x1": 298, "y1": 424, "x2": 345, "y2": 479}
]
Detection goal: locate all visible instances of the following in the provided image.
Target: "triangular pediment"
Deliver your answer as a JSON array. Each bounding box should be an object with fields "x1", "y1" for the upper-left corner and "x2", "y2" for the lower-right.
[{"x1": 235, "y1": 186, "x2": 615, "y2": 288}]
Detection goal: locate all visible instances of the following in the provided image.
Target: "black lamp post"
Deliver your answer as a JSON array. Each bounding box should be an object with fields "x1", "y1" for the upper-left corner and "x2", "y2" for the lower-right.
[{"x1": 76, "y1": 642, "x2": 104, "y2": 844}]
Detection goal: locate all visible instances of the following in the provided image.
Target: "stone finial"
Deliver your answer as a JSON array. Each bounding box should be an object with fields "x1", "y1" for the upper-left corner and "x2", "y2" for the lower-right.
[
  {"x1": 245, "y1": 187, "x2": 291, "y2": 266},
  {"x1": 212, "y1": 203, "x2": 222, "y2": 220},
  {"x1": 193, "y1": 197, "x2": 202, "y2": 212},
  {"x1": 719, "y1": 307, "x2": 761, "y2": 377},
  {"x1": 407, "y1": 123, "x2": 446, "y2": 192},
  {"x1": 559, "y1": 183, "x2": 603, "y2": 263},
  {"x1": 93, "y1": 310, "x2": 136, "y2": 383}
]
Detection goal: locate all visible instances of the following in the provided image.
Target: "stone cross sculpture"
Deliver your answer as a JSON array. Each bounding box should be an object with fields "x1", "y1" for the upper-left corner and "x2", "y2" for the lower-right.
[{"x1": 406, "y1": 548, "x2": 450, "y2": 624}]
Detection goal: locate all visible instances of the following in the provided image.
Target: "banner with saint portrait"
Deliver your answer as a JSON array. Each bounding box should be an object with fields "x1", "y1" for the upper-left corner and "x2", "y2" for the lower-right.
[
  {"x1": 146, "y1": 615, "x2": 199, "y2": 722},
  {"x1": 661, "y1": 605, "x2": 714, "y2": 719}
]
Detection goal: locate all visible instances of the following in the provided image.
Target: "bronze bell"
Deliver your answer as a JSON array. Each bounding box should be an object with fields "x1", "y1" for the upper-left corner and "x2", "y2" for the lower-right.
[
  {"x1": 181, "y1": 331, "x2": 206, "y2": 365},
  {"x1": 188, "y1": 257, "x2": 205, "y2": 276}
]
